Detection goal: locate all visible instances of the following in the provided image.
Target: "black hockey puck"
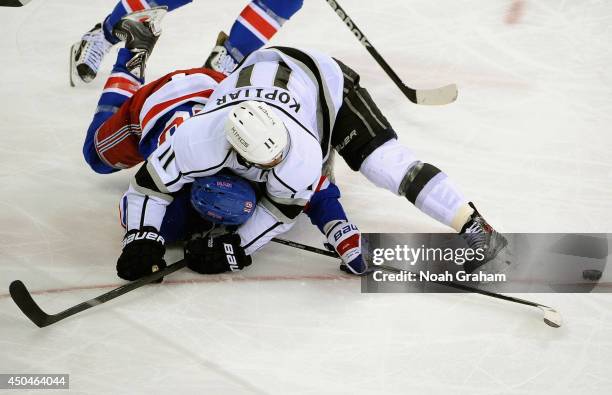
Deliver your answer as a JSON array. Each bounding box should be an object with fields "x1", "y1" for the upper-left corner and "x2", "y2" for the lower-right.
[{"x1": 582, "y1": 270, "x2": 603, "y2": 281}]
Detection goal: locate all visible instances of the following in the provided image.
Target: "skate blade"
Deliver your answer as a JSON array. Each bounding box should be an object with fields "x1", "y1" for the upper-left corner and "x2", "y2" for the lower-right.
[
  {"x1": 69, "y1": 43, "x2": 79, "y2": 87},
  {"x1": 122, "y1": 6, "x2": 168, "y2": 35}
]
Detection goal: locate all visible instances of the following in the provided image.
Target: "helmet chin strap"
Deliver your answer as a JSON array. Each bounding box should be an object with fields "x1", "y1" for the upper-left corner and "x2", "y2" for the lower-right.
[{"x1": 235, "y1": 152, "x2": 252, "y2": 168}]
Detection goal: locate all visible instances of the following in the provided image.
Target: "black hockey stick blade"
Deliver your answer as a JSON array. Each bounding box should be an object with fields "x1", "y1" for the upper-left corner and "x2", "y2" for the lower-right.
[
  {"x1": 9, "y1": 259, "x2": 187, "y2": 328},
  {"x1": 9, "y1": 280, "x2": 53, "y2": 327},
  {"x1": 0, "y1": 0, "x2": 31, "y2": 7}
]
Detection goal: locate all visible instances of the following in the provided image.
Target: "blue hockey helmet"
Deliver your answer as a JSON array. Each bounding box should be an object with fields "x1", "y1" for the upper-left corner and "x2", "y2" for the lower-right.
[{"x1": 190, "y1": 174, "x2": 257, "y2": 225}]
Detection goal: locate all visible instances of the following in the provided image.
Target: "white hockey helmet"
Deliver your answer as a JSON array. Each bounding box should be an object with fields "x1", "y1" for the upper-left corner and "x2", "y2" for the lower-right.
[{"x1": 225, "y1": 101, "x2": 289, "y2": 168}]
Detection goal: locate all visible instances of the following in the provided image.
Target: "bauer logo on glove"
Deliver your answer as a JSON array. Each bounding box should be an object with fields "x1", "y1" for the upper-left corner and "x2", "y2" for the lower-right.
[
  {"x1": 223, "y1": 242, "x2": 241, "y2": 271},
  {"x1": 325, "y1": 220, "x2": 367, "y2": 275},
  {"x1": 122, "y1": 230, "x2": 165, "y2": 247},
  {"x1": 185, "y1": 234, "x2": 252, "y2": 274}
]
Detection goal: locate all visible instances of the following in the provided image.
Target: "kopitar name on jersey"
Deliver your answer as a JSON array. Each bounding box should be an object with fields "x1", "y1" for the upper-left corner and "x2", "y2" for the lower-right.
[{"x1": 216, "y1": 87, "x2": 301, "y2": 113}]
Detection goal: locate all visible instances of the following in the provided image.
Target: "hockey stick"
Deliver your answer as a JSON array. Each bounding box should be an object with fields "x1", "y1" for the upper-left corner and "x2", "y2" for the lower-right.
[
  {"x1": 377, "y1": 264, "x2": 562, "y2": 328},
  {"x1": 9, "y1": 259, "x2": 187, "y2": 328},
  {"x1": 272, "y1": 237, "x2": 338, "y2": 258},
  {"x1": 324, "y1": 0, "x2": 458, "y2": 106},
  {"x1": 0, "y1": 0, "x2": 31, "y2": 7},
  {"x1": 271, "y1": 238, "x2": 562, "y2": 328}
]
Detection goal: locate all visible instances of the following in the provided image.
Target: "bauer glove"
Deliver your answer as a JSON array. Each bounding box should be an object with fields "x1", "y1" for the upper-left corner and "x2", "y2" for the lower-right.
[
  {"x1": 117, "y1": 226, "x2": 166, "y2": 281},
  {"x1": 325, "y1": 220, "x2": 368, "y2": 275},
  {"x1": 185, "y1": 233, "x2": 252, "y2": 274}
]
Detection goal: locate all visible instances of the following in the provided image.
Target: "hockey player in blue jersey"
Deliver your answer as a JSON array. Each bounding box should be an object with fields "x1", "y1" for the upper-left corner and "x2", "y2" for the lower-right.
[
  {"x1": 70, "y1": 0, "x2": 303, "y2": 85},
  {"x1": 120, "y1": 171, "x2": 362, "y2": 279}
]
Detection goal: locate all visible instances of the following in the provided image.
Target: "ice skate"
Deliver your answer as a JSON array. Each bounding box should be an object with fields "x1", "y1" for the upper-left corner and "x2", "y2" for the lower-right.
[
  {"x1": 69, "y1": 23, "x2": 113, "y2": 86},
  {"x1": 204, "y1": 31, "x2": 239, "y2": 74},
  {"x1": 461, "y1": 202, "x2": 510, "y2": 275},
  {"x1": 112, "y1": 6, "x2": 167, "y2": 79}
]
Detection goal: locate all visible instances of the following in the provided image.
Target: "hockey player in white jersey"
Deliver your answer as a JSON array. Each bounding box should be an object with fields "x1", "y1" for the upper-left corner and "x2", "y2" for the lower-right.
[
  {"x1": 80, "y1": 12, "x2": 366, "y2": 279},
  {"x1": 117, "y1": 46, "x2": 507, "y2": 280},
  {"x1": 119, "y1": 98, "x2": 322, "y2": 277}
]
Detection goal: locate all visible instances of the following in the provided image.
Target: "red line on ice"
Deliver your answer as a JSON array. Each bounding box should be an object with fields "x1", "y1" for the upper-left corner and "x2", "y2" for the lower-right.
[{"x1": 0, "y1": 273, "x2": 355, "y2": 299}]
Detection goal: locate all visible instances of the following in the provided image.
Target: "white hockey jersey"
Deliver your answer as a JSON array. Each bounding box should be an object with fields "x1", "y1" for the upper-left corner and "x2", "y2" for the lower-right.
[{"x1": 122, "y1": 47, "x2": 345, "y2": 254}]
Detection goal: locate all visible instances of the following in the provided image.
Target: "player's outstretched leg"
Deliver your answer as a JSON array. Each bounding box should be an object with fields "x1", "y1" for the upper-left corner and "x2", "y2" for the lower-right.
[
  {"x1": 204, "y1": 0, "x2": 303, "y2": 74},
  {"x1": 70, "y1": 0, "x2": 188, "y2": 85},
  {"x1": 331, "y1": 59, "x2": 508, "y2": 270},
  {"x1": 358, "y1": 140, "x2": 508, "y2": 270},
  {"x1": 82, "y1": 5, "x2": 168, "y2": 174}
]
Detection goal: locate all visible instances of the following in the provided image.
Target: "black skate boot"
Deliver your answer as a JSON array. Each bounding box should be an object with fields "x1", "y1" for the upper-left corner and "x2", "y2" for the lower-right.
[
  {"x1": 461, "y1": 202, "x2": 509, "y2": 274},
  {"x1": 70, "y1": 23, "x2": 113, "y2": 86},
  {"x1": 112, "y1": 6, "x2": 167, "y2": 79},
  {"x1": 204, "y1": 31, "x2": 239, "y2": 74}
]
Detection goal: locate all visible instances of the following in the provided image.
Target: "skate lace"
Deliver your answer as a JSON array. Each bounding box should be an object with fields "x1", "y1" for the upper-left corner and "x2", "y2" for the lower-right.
[
  {"x1": 216, "y1": 52, "x2": 237, "y2": 74},
  {"x1": 462, "y1": 219, "x2": 488, "y2": 249},
  {"x1": 81, "y1": 30, "x2": 112, "y2": 70}
]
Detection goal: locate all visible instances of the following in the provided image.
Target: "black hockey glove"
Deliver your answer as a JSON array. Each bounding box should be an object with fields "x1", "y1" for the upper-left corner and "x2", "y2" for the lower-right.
[
  {"x1": 117, "y1": 227, "x2": 167, "y2": 281},
  {"x1": 185, "y1": 233, "x2": 251, "y2": 274}
]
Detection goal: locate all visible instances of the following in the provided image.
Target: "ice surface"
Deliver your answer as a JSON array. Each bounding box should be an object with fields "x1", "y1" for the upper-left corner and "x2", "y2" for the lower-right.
[{"x1": 1, "y1": 1, "x2": 612, "y2": 394}]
